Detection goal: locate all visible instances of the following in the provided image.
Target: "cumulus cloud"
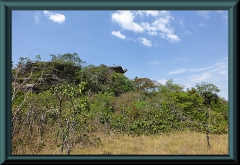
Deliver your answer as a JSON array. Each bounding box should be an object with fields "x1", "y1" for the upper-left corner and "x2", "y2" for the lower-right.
[
  {"x1": 152, "y1": 17, "x2": 172, "y2": 33},
  {"x1": 167, "y1": 33, "x2": 180, "y2": 42},
  {"x1": 43, "y1": 10, "x2": 65, "y2": 24},
  {"x1": 34, "y1": 12, "x2": 41, "y2": 24},
  {"x1": 111, "y1": 11, "x2": 143, "y2": 33},
  {"x1": 139, "y1": 37, "x2": 152, "y2": 47},
  {"x1": 145, "y1": 10, "x2": 159, "y2": 16},
  {"x1": 111, "y1": 10, "x2": 180, "y2": 43},
  {"x1": 151, "y1": 12, "x2": 180, "y2": 42},
  {"x1": 111, "y1": 31, "x2": 126, "y2": 39}
]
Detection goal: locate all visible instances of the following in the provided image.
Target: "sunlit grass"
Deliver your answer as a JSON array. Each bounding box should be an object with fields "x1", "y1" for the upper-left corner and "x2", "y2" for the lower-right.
[{"x1": 12, "y1": 130, "x2": 228, "y2": 155}]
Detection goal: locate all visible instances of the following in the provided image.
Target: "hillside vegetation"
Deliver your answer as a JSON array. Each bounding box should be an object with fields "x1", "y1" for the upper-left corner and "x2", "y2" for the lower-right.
[{"x1": 11, "y1": 53, "x2": 228, "y2": 155}]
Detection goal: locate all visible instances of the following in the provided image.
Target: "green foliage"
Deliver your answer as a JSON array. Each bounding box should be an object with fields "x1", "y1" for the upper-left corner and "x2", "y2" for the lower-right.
[
  {"x1": 158, "y1": 79, "x2": 185, "y2": 94},
  {"x1": 133, "y1": 78, "x2": 158, "y2": 93},
  {"x1": 49, "y1": 59, "x2": 82, "y2": 82},
  {"x1": 76, "y1": 64, "x2": 110, "y2": 93},
  {"x1": 12, "y1": 53, "x2": 229, "y2": 154},
  {"x1": 110, "y1": 72, "x2": 134, "y2": 96},
  {"x1": 196, "y1": 82, "x2": 220, "y2": 106},
  {"x1": 76, "y1": 65, "x2": 133, "y2": 96},
  {"x1": 50, "y1": 52, "x2": 84, "y2": 67}
]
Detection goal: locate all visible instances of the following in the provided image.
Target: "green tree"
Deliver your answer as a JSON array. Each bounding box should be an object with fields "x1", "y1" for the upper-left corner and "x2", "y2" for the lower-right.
[
  {"x1": 50, "y1": 82, "x2": 90, "y2": 155},
  {"x1": 110, "y1": 72, "x2": 133, "y2": 96},
  {"x1": 133, "y1": 78, "x2": 157, "y2": 93},
  {"x1": 195, "y1": 82, "x2": 221, "y2": 148},
  {"x1": 196, "y1": 82, "x2": 220, "y2": 107},
  {"x1": 159, "y1": 79, "x2": 184, "y2": 93}
]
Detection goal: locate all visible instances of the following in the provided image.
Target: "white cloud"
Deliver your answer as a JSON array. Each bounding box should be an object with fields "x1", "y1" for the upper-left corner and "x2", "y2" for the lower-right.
[
  {"x1": 140, "y1": 22, "x2": 156, "y2": 32},
  {"x1": 155, "y1": 57, "x2": 228, "y2": 99},
  {"x1": 34, "y1": 12, "x2": 41, "y2": 24},
  {"x1": 167, "y1": 33, "x2": 180, "y2": 42},
  {"x1": 159, "y1": 11, "x2": 169, "y2": 15},
  {"x1": 152, "y1": 13, "x2": 180, "y2": 42},
  {"x1": 139, "y1": 37, "x2": 152, "y2": 47},
  {"x1": 43, "y1": 10, "x2": 65, "y2": 24},
  {"x1": 145, "y1": 11, "x2": 159, "y2": 16},
  {"x1": 152, "y1": 17, "x2": 172, "y2": 33},
  {"x1": 188, "y1": 72, "x2": 213, "y2": 81},
  {"x1": 209, "y1": 61, "x2": 228, "y2": 73},
  {"x1": 136, "y1": 10, "x2": 159, "y2": 17},
  {"x1": 111, "y1": 31, "x2": 126, "y2": 39},
  {"x1": 170, "y1": 57, "x2": 228, "y2": 100},
  {"x1": 111, "y1": 11, "x2": 144, "y2": 33},
  {"x1": 218, "y1": 70, "x2": 227, "y2": 75},
  {"x1": 111, "y1": 10, "x2": 180, "y2": 43},
  {"x1": 196, "y1": 11, "x2": 210, "y2": 19},
  {"x1": 189, "y1": 66, "x2": 212, "y2": 72},
  {"x1": 148, "y1": 31, "x2": 157, "y2": 35},
  {"x1": 157, "y1": 79, "x2": 168, "y2": 85},
  {"x1": 169, "y1": 58, "x2": 227, "y2": 75},
  {"x1": 169, "y1": 68, "x2": 188, "y2": 75}
]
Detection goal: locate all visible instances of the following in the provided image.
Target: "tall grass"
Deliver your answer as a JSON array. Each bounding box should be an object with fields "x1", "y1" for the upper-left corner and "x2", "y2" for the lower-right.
[{"x1": 12, "y1": 130, "x2": 228, "y2": 155}]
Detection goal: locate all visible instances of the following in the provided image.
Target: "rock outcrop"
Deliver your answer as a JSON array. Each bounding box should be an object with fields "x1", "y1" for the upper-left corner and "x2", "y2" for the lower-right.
[{"x1": 109, "y1": 66, "x2": 127, "y2": 74}]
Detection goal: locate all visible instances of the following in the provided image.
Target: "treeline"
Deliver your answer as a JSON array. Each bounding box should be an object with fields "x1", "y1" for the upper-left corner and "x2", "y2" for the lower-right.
[{"x1": 11, "y1": 53, "x2": 228, "y2": 154}]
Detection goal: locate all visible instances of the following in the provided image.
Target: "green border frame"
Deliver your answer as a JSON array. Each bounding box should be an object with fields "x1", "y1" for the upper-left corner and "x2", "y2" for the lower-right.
[{"x1": 0, "y1": 0, "x2": 239, "y2": 164}]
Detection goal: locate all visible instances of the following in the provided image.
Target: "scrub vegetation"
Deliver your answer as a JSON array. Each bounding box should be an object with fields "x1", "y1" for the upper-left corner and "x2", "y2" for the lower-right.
[{"x1": 11, "y1": 53, "x2": 228, "y2": 155}]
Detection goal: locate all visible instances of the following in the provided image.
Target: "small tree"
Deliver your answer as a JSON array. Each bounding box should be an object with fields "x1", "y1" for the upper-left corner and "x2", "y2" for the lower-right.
[
  {"x1": 11, "y1": 55, "x2": 44, "y2": 139},
  {"x1": 50, "y1": 82, "x2": 89, "y2": 155},
  {"x1": 196, "y1": 82, "x2": 221, "y2": 148}
]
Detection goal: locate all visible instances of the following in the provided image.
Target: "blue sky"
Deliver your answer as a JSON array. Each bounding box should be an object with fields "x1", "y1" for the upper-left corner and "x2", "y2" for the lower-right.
[{"x1": 12, "y1": 10, "x2": 228, "y2": 100}]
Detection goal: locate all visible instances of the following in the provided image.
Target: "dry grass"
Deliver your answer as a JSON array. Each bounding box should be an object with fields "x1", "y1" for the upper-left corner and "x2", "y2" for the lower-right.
[
  {"x1": 12, "y1": 130, "x2": 228, "y2": 155},
  {"x1": 71, "y1": 131, "x2": 228, "y2": 155}
]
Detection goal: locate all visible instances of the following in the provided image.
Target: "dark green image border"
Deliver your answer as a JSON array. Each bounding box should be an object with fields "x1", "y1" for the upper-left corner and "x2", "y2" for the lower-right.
[{"x1": 0, "y1": 0, "x2": 239, "y2": 164}]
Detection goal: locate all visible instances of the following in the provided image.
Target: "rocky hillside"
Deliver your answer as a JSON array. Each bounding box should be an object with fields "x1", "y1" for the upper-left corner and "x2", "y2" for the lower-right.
[{"x1": 12, "y1": 59, "x2": 129, "y2": 94}]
